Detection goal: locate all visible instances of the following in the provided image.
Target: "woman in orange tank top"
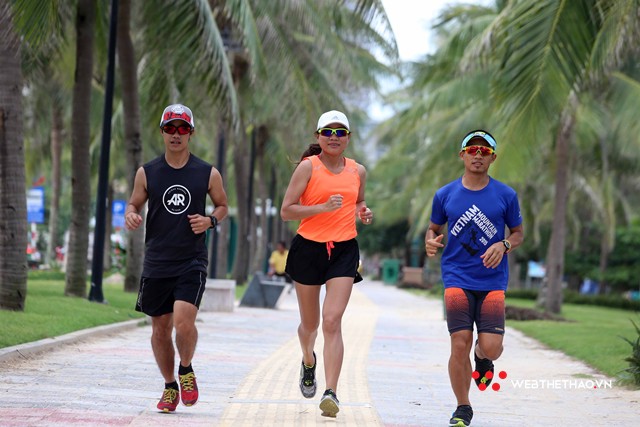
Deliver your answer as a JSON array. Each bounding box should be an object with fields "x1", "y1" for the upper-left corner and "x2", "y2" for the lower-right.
[{"x1": 281, "y1": 110, "x2": 373, "y2": 418}]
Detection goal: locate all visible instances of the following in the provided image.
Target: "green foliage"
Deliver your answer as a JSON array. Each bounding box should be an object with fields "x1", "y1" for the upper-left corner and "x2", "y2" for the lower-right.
[
  {"x1": 0, "y1": 280, "x2": 145, "y2": 348},
  {"x1": 357, "y1": 219, "x2": 410, "y2": 256},
  {"x1": 505, "y1": 289, "x2": 538, "y2": 300},
  {"x1": 620, "y1": 320, "x2": 640, "y2": 386},
  {"x1": 563, "y1": 225, "x2": 640, "y2": 292},
  {"x1": 604, "y1": 227, "x2": 640, "y2": 290}
]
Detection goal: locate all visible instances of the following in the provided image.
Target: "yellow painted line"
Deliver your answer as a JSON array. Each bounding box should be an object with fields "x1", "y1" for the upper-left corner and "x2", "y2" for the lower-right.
[{"x1": 218, "y1": 287, "x2": 382, "y2": 426}]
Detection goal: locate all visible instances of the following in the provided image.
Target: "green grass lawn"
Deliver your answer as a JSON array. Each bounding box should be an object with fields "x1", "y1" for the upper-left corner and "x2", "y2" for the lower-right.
[
  {"x1": 506, "y1": 297, "x2": 639, "y2": 381},
  {"x1": 0, "y1": 279, "x2": 145, "y2": 348},
  {"x1": 1, "y1": 275, "x2": 251, "y2": 349}
]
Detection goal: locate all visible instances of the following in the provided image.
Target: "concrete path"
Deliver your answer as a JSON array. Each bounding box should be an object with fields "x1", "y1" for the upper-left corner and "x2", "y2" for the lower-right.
[{"x1": 0, "y1": 280, "x2": 637, "y2": 426}]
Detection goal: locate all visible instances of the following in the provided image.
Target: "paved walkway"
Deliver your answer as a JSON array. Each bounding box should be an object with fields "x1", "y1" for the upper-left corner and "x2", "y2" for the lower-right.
[{"x1": 0, "y1": 280, "x2": 637, "y2": 426}]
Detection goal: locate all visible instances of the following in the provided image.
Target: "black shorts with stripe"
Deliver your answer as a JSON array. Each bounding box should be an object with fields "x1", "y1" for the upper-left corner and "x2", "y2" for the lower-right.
[{"x1": 135, "y1": 270, "x2": 206, "y2": 316}]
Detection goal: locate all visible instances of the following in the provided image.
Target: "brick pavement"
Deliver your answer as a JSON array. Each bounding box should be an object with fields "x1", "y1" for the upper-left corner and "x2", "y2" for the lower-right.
[{"x1": 0, "y1": 280, "x2": 637, "y2": 426}]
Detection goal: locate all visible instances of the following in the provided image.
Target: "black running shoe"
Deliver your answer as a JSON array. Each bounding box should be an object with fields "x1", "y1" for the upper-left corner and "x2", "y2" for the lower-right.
[
  {"x1": 319, "y1": 388, "x2": 340, "y2": 418},
  {"x1": 474, "y1": 340, "x2": 494, "y2": 390},
  {"x1": 449, "y1": 404, "x2": 473, "y2": 427},
  {"x1": 299, "y1": 351, "x2": 317, "y2": 398}
]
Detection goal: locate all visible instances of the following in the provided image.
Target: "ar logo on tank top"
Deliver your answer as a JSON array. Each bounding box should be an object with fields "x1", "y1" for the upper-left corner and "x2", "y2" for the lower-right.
[{"x1": 162, "y1": 185, "x2": 191, "y2": 214}]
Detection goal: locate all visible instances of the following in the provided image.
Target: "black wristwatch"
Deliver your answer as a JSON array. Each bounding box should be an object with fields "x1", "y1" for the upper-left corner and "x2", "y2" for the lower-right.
[
  {"x1": 209, "y1": 215, "x2": 218, "y2": 229},
  {"x1": 502, "y1": 239, "x2": 512, "y2": 253}
]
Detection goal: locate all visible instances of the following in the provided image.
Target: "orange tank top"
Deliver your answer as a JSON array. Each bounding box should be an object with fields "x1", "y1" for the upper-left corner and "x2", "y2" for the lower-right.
[{"x1": 297, "y1": 155, "x2": 360, "y2": 242}]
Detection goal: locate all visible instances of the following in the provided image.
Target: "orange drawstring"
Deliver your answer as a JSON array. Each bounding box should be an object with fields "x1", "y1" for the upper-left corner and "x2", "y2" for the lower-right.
[{"x1": 326, "y1": 241, "x2": 335, "y2": 259}]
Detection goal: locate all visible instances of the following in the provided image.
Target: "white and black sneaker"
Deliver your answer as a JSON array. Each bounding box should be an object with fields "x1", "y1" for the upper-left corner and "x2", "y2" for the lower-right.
[
  {"x1": 299, "y1": 351, "x2": 317, "y2": 398},
  {"x1": 319, "y1": 388, "x2": 339, "y2": 418}
]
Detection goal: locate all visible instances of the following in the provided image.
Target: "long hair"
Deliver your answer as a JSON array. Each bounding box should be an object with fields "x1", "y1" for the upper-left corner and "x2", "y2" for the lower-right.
[{"x1": 298, "y1": 143, "x2": 321, "y2": 163}]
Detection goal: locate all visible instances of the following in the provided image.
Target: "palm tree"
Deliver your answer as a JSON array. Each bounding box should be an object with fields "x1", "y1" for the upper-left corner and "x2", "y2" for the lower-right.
[
  {"x1": 117, "y1": 0, "x2": 144, "y2": 292},
  {"x1": 0, "y1": 0, "x2": 28, "y2": 310},
  {"x1": 47, "y1": 94, "x2": 65, "y2": 267},
  {"x1": 64, "y1": 0, "x2": 96, "y2": 298},
  {"x1": 368, "y1": 0, "x2": 640, "y2": 313},
  {"x1": 226, "y1": 0, "x2": 397, "y2": 283},
  {"x1": 481, "y1": 0, "x2": 640, "y2": 312},
  {"x1": 368, "y1": 2, "x2": 504, "y2": 238},
  {"x1": 12, "y1": 0, "x2": 398, "y2": 290}
]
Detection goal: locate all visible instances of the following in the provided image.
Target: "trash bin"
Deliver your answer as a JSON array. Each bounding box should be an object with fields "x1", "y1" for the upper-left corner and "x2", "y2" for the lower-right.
[{"x1": 381, "y1": 259, "x2": 400, "y2": 285}]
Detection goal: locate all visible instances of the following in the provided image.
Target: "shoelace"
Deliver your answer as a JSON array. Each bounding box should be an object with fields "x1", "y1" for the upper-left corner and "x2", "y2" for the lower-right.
[
  {"x1": 180, "y1": 372, "x2": 195, "y2": 391},
  {"x1": 162, "y1": 388, "x2": 178, "y2": 403}
]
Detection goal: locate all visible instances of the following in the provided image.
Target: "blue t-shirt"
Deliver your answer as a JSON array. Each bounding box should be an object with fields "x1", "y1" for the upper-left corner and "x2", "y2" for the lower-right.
[{"x1": 430, "y1": 177, "x2": 522, "y2": 291}]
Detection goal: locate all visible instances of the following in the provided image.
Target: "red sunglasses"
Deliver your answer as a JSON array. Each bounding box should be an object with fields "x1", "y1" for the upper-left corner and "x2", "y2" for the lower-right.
[
  {"x1": 461, "y1": 145, "x2": 495, "y2": 156},
  {"x1": 162, "y1": 124, "x2": 192, "y2": 135}
]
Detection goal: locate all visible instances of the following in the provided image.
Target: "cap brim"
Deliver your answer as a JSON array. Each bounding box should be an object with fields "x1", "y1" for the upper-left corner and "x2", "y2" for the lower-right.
[
  {"x1": 160, "y1": 118, "x2": 194, "y2": 128},
  {"x1": 317, "y1": 121, "x2": 349, "y2": 131}
]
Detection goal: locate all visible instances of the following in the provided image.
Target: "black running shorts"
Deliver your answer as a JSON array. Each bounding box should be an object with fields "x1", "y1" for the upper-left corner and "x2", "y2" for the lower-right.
[
  {"x1": 285, "y1": 234, "x2": 361, "y2": 286},
  {"x1": 135, "y1": 270, "x2": 207, "y2": 316}
]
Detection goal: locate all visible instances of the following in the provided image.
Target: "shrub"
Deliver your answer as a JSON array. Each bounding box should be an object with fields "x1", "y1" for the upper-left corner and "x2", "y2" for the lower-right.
[
  {"x1": 27, "y1": 269, "x2": 66, "y2": 281},
  {"x1": 505, "y1": 289, "x2": 538, "y2": 300},
  {"x1": 564, "y1": 291, "x2": 640, "y2": 311},
  {"x1": 620, "y1": 319, "x2": 640, "y2": 387},
  {"x1": 506, "y1": 288, "x2": 640, "y2": 311}
]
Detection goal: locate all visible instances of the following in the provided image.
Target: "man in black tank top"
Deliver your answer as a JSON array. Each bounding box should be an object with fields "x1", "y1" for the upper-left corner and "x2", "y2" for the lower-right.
[{"x1": 125, "y1": 104, "x2": 228, "y2": 413}]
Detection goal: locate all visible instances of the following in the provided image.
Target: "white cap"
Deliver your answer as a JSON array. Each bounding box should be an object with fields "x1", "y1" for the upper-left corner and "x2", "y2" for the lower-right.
[
  {"x1": 159, "y1": 104, "x2": 195, "y2": 129},
  {"x1": 317, "y1": 110, "x2": 349, "y2": 131}
]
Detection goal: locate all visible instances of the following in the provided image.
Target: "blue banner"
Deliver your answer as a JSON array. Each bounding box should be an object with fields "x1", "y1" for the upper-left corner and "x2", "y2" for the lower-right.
[
  {"x1": 112, "y1": 199, "x2": 126, "y2": 228},
  {"x1": 27, "y1": 187, "x2": 45, "y2": 224}
]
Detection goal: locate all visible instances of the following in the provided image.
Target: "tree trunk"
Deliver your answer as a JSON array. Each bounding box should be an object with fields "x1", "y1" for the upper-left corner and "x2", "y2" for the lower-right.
[
  {"x1": 232, "y1": 127, "x2": 250, "y2": 284},
  {"x1": 117, "y1": 0, "x2": 144, "y2": 292},
  {"x1": 214, "y1": 125, "x2": 229, "y2": 279},
  {"x1": 0, "y1": 0, "x2": 28, "y2": 311},
  {"x1": 64, "y1": 0, "x2": 95, "y2": 298},
  {"x1": 538, "y1": 95, "x2": 576, "y2": 314},
  {"x1": 216, "y1": 217, "x2": 229, "y2": 278},
  {"x1": 597, "y1": 133, "x2": 613, "y2": 295},
  {"x1": 508, "y1": 252, "x2": 521, "y2": 289},
  {"x1": 46, "y1": 101, "x2": 63, "y2": 266},
  {"x1": 251, "y1": 125, "x2": 269, "y2": 274},
  {"x1": 103, "y1": 183, "x2": 113, "y2": 271}
]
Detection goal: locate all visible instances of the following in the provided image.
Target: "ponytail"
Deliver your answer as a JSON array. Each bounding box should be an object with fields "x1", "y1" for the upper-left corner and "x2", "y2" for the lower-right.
[{"x1": 298, "y1": 143, "x2": 322, "y2": 163}]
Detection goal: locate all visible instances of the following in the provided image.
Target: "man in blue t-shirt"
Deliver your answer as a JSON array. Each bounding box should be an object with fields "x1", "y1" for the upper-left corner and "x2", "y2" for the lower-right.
[{"x1": 425, "y1": 130, "x2": 524, "y2": 427}]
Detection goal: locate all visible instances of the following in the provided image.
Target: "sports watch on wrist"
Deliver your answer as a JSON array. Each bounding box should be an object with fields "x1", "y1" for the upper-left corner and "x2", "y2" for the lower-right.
[
  {"x1": 502, "y1": 239, "x2": 512, "y2": 253},
  {"x1": 209, "y1": 215, "x2": 218, "y2": 229}
]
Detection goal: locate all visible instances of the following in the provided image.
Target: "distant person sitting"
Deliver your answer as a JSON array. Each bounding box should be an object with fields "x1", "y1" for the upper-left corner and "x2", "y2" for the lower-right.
[
  {"x1": 268, "y1": 241, "x2": 291, "y2": 283},
  {"x1": 580, "y1": 277, "x2": 598, "y2": 295}
]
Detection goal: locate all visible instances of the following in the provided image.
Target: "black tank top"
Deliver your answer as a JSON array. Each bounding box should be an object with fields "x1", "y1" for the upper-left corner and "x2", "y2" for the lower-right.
[{"x1": 142, "y1": 154, "x2": 211, "y2": 277}]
